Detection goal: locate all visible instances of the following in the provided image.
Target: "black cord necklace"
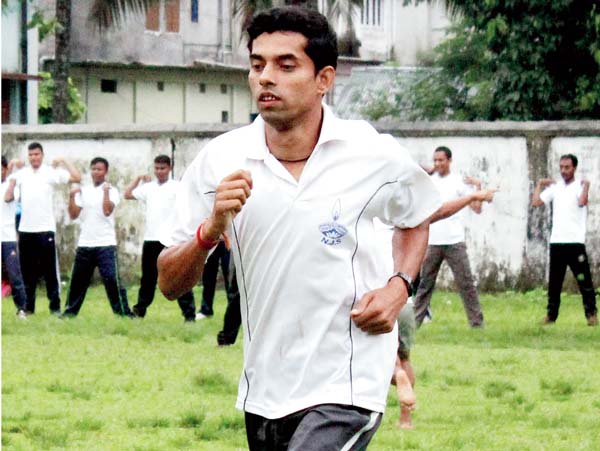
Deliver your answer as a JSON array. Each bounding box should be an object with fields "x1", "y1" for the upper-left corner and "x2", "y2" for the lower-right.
[{"x1": 275, "y1": 155, "x2": 311, "y2": 163}]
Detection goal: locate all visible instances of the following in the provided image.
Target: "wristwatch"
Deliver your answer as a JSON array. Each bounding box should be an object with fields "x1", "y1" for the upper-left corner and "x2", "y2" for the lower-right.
[{"x1": 388, "y1": 271, "x2": 415, "y2": 297}]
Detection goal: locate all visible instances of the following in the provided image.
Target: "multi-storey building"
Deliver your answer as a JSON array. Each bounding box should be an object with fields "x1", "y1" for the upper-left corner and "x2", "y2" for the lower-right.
[{"x1": 31, "y1": 0, "x2": 449, "y2": 124}]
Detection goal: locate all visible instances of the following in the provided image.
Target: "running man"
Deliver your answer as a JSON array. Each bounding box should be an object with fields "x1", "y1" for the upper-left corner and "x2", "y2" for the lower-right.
[{"x1": 158, "y1": 7, "x2": 441, "y2": 450}]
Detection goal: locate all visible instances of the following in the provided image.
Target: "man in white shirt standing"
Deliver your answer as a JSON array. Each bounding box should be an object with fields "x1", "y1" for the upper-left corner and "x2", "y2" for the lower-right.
[
  {"x1": 532, "y1": 153, "x2": 597, "y2": 326},
  {"x1": 157, "y1": 7, "x2": 441, "y2": 450},
  {"x1": 413, "y1": 146, "x2": 485, "y2": 328},
  {"x1": 62, "y1": 157, "x2": 132, "y2": 317},
  {"x1": 13, "y1": 142, "x2": 81, "y2": 315},
  {"x1": 124, "y1": 154, "x2": 196, "y2": 322},
  {"x1": 1, "y1": 156, "x2": 27, "y2": 318}
]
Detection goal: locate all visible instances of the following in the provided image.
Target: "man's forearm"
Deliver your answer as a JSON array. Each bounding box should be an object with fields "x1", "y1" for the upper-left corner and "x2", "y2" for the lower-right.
[
  {"x1": 392, "y1": 221, "x2": 430, "y2": 280},
  {"x1": 63, "y1": 160, "x2": 81, "y2": 183},
  {"x1": 158, "y1": 240, "x2": 210, "y2": 299}
]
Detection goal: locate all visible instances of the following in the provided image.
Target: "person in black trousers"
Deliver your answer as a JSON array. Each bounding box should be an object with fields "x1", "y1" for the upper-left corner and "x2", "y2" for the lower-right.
[
  {"x1": 532, "y1": 153, "x2": 597, "y2": 326},
  {"x1": 124, "y1": 155, "x2": 196, "y2": 321},
  {"x1": 62, "y1": 157, "x2": 131, "y2": 317}
]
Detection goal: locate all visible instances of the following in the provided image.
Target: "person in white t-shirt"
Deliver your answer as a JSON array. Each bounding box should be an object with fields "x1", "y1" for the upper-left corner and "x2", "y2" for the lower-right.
[
  {"x1": 532, "y1": 153, "x2": 597, "y2": 326},
  {"x1": 156, "y1": 7, "x2": 441, "y2": 450},
  {"x1": 12, "y1": 142, "x2": 81, "y2": 314},
  {"x1": 413, "y1": 146, "x2": 485, "y2": 328},
  {"x1": 124, "y1": 154, "x2": 196, "y2": 322},
  {"x1": 62, "y1": 157, "x2": 132, "y2": 317},
  {"x1": 1, "y1": 156, "x2": 27, "y2": 318}
]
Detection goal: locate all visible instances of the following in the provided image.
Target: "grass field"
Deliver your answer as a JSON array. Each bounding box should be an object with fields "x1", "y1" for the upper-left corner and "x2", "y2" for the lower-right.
[{"x1": 2, "y1": 287, "x2": 600, "y2": 451}]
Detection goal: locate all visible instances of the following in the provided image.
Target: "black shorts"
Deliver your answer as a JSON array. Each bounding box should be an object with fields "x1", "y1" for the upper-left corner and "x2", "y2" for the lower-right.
[{"x1": 245, "y1": 403, "x2": 382, "y2": 451}]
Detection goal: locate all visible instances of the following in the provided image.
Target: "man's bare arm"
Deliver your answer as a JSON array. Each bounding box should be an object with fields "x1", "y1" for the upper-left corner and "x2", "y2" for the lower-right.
[
  {"x1": 429, "y1": 188, "x2": 497, "y2": 224},
  {"x1": 158, "y1": 170, "x2": 253, "y2": 300},
  {"x1": 532, "y1": 178, "x2": 554, "y2": 207},
  {"x1": 124, "y1": 175, "x2": 151, "y2": 200},
  {"x1": 53, "y1": 157, "x2": 81, "y2": 183},
  {"x1": 578, "y1": 180, "x2": 590, "y2": 207},
  {"x1": 351, "y1": 220, "x2": 429, "y2": 334},
  {"x1": 4, "y1": 178, "x2": 16, "y2": 202},
  {"x1": 68, "y1": 187, "x2": 82, "y2": 219}
]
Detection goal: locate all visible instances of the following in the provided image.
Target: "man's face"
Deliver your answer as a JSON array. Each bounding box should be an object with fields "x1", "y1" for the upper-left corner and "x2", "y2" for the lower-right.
[
  {"x1": 433, "y1": 151, "x2": 451, "y2": 176},
  {"x1": 248, "y1": 31, "x2": 329, "y2": 130},
  {"x1": 154, "y1": 162, "x2": 171, "y2": 183},
  {"x1": 559, "y1": 158, "x2": 576, "y2": 183},
  {"x1": 90, "y1": 162, "x2": 108, "y2": 185},
  {"x1": 1, "y1": 165, "x2": 7, "y2": 182},
  {"x1": 28, "y1": 148, "x2": 44, "y2": 169}
]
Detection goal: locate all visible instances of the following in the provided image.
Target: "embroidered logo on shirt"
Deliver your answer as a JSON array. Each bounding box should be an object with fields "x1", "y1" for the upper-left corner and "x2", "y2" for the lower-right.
[{"x1": 319, "y1": 199, "x2": 347, "y2": 245}]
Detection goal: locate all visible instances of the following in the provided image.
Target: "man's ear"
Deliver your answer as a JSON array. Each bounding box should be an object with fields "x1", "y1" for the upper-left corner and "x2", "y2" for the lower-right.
[{"x1": 316, "y1": 66, "x2": 336, "y2": 96}]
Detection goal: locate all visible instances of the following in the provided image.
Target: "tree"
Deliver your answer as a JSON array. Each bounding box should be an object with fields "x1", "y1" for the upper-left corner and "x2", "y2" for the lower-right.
[{"x1": 363, "y1": 0, "x2": 600, "y2": 121}]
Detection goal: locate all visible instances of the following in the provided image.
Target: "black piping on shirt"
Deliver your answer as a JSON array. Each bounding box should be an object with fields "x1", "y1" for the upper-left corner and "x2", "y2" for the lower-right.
[{"x1": 348, "y1": 180, "x2": 398, "y2": 405}]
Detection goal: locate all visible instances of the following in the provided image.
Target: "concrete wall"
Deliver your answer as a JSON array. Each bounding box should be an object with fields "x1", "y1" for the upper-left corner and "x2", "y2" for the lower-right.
[{"x1": 2, "y1": 121, "x2": 599, "y2": 291}]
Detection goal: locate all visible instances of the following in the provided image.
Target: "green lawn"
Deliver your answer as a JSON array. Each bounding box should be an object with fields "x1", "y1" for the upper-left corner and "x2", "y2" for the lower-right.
[{"x1": 3, "y1": 287, "x2": 599, "y2": 451}]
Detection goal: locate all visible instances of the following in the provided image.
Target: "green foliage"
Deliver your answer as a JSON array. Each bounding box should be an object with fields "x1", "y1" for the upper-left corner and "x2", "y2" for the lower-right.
[
  {"x1": 27, "y1": 8, "x2": 58, "y2": 41},
  {"x1": 38, "y1": 71, "x2": 86, "y2": 124},
  {"x1": 365, "y1": 1, "x2": 600, "y2": 120}
]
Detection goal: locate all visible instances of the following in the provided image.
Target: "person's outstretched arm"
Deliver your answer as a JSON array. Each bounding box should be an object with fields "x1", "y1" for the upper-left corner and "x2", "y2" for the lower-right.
[{"x1": 429, "y1": 188, "x2": 497, "y2": 223}]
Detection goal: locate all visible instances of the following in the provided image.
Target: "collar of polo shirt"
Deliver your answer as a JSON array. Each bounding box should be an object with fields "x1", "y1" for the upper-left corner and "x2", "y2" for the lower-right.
[{"x1": 245, "y1": 103, "x2": 344, "y2": 161}]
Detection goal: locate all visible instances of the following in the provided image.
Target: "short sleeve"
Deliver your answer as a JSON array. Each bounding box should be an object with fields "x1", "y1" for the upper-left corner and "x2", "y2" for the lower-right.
[
  {"x1": 51, "y1": 167, "x2": 70, "y2": 185},
  {"x1": 109, "y1": 187, "x2": 120, "y2": 207},
  {"x1": 131, "y1": 183, "x2": 148, "y2": 202},
  {"x1": 377, "y1": 136, "x2": 442, "y2": 228},
  {"x1": 160, "y1": 150, "x2": 216, "y2": 247},
  {"x1": 456, "y1": 177, "x2": 474, "y2": 197},
  {"x1": 539, "y1": 184, "x2": 555, "y2": 205},
  {"x1": 74, "y1": 191, "x2": 83, "y2": 208}
]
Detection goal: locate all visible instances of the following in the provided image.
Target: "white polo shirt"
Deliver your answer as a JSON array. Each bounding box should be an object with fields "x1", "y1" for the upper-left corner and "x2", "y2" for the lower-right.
[
  {"x1": 14, "y1": 165, "x2": 70, "y2": 233},
  {"x1": 428, "y1": 172, "x2": 472, "y2": 245},
  {"x1": 74, "y1": 184, "x2": 120, "y2": 247},
  {"x1": 131, "y1": 179, "x2": 179, "y2": 241},
  {"x1": 539, "y1": 178, "x2": 587, "y2": 244},
  {"x1": 163, "y1": 105, "x2": 441, "y2": 419},
  {"x1": 1, "y1": 179, "x2": 18, "y2": 242}
]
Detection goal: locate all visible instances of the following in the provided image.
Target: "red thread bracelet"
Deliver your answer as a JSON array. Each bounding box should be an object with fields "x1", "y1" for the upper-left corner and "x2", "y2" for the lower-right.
[{"x1": 196, "y1": 223, "x2": 219, "y2": 250}]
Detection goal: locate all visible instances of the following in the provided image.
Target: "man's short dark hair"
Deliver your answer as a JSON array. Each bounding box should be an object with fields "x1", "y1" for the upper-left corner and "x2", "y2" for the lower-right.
[
  {"x1": 154, "y1": 154, "x2": 171, "y2": 166},
  {"x1": 28, "y1": 142, "x2": 43, "y2": 153},
  {"x1": 560, "y1": 154, "x2": 578, "y2": 168},
  {"x1": 434, "y1": 146, "x2": 452, "y2": 159},
  {"x1": 1, "y1": 156, "x2": 7, "y2": 168},
  {"x1": 246, "y1": 6, "x2": 338, "y2": 72},
  {"x1": 90, "y1": 157, "x2": 109, "y2": 170}
]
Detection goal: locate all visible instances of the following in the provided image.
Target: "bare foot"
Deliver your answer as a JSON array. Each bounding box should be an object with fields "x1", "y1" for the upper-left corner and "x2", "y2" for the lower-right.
[
  {"x1": 397, "y1": 406, "x2": 414, "y2": 430},
  {"x1": 395, "y1": 368, "x2": 416, "y2": 411}
]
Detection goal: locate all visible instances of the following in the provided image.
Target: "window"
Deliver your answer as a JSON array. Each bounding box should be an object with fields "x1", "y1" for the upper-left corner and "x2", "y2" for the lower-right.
[
  {"x1": 100, "y1": 79, "x2": 118, "y2": 93},
  {"x1": 361, "y1": 0, "x2": 382, "y2": 26},
  {"x1": 220, "y1": 84, "x2": 228, "y2": 94},
  {"x1": 157, "y1": 81, "x2": 165, "y2": 91},
  {"x1": 221, "y1": 111, "x2": 229, "y2": 123},
  {"x1": 199, "y1": 83, "x2": 206, "y2": 93},
  {"x1": 191, "y1": 0, "x2": 199, "y2": 22},
  {"x1": 145, "y1": 0, "x2": 180, "y2": 32}
]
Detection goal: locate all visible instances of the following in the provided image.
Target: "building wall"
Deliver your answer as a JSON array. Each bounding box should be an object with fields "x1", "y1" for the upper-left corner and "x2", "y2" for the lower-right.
[
  {"x1": 4, "y1": 122, "x2": 598, "y2": 292},
  {"x1": 70, "y1": 66, "x2": 253, "y2": 125}
]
